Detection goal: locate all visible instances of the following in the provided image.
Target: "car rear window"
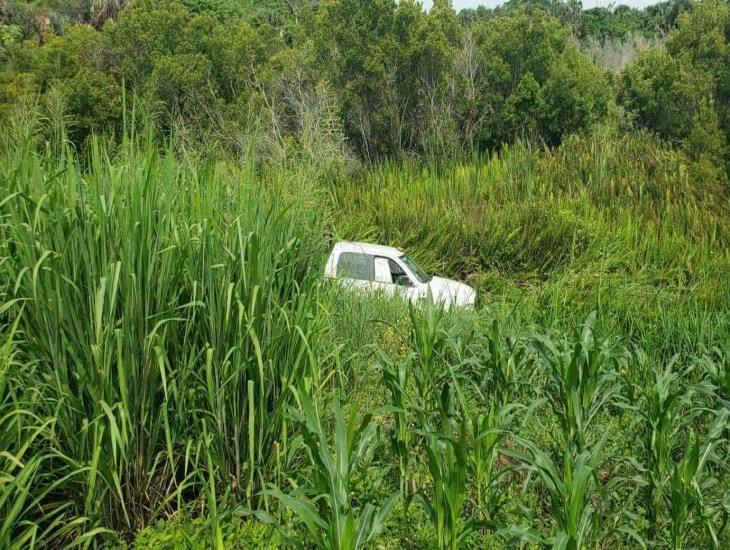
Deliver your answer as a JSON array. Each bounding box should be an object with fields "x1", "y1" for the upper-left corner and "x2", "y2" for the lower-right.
[{"x1": 337, "y1": 252, "x2": 374, "y2": 281}]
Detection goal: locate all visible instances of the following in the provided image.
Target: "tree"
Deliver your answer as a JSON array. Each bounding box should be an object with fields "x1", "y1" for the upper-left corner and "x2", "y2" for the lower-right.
[
  {"x1": 620, "y1": 48, "x2": 725, "y2": 164},
  {"x1": 541, "y1": 46, "x2": 609, "y2": 145},
  {"x1": 302, "y1": 0, "x2": 459, "y2": 159},
  {"x1": 620, "y1": 1, "x2": 729, "y2": 173},
  {"x1": 468, "y1": 8, "x2": 609, "y2": 148},
  {"x1": 666, "y1": 0, "x2": 729, "y2": 158}
]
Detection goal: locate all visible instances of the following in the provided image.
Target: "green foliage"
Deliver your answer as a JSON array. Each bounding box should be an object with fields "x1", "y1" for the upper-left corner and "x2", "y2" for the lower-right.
[
  {"x1": 0, "y1": 1, "x2": 282, "y2": 144},
  {"x1": 0, "y1": 23, "x2": 23, "y2": 46},
  {"x1": 470, "y1": 9, "x2": 610, "y2": 147},
  {"x1": 411, "y1": 422, "x2": 472, "y2": 550},
  {"x1": 0, "y1": 1, "x2": 729, "y2": 548},
  {"x1": 0, "y1": 126, "x2": 728, "y2": 546},
  {"x1": 379, "y1": 347, "x2": 414, "y2": 495},
  {"x1": 621, "y1": 49, "x2": 723, "y2": 159},
  {"x1": 624, "y1": 354, "x2": 730, "y2": 547},
  {"x1": 301, "y1": 0, "x2": 461, "y2": 158},
  {"x1": 333, "y1": 130, "x2": 730, "y2": 358},
  {"x1": 669, "y1": 0, "x2": 730, "y2": 168},
  {"x1": 4, "y1": 24, "x2": 120, "y2": 140},
  {"x1": 0, "y1": 0, "x2": 620, "y2": 157},
  {"x1": 0, "y1": 315, "x2": 83, "y2": 549},
  {"x1": 179, "y1": 0, "x2": 244, "y2": 20},
  {"x1": 458, "y1": 0, "x2": 691, "y2": 42},
  {"x1": 6, "y1": 0, "x2": 723, "y2": 167},
  {"x1": 620, "y1": 0, "x2": 730, "y2": 175},
  {"x1": 133, "y1": 515, "x2": 278, "y2": 548},
  {"x1": 532, "y1": 312, "x2": 620, "y2": 455},
  {"x1": 666, "y1": 420, "x2": 729, "y2": 550},
  {"x1": 579, "y1": 1, "x2": 692, "y2": 41},
  {"x1": 541, "y1": 46, "x2": 610, "y2": 145},
  {"x1": 0, "y1": 127, "x2": 330, "y2": 544},
  {"x1": 264, "y1": 393, "x2": 399, "y2": 549}
]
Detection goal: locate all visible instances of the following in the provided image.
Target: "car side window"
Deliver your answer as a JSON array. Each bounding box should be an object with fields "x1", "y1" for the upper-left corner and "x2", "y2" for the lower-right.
[
  {"x1": 337, "y1": 252, "x2": 374, "y2": 281},
  {"x1": 388, "y1": 258, "x2": 413, "y2": 287}
]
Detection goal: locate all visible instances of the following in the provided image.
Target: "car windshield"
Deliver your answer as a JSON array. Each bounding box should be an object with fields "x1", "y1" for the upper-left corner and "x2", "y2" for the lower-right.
[{"x1": 400, "y1": 254, "x2": 431, "y2": 284}]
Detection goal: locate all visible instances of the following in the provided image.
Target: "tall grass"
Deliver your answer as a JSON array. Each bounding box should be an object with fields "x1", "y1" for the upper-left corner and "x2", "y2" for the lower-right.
[
  {"x1": 0, "y1": 121, "x2": 728, "y2": 547},
  {"x1": 332, "y1": 130, "x2": 730, "y2": 358},
  {"x1": 0, "y1": 313, "x2": 86, "y2": 548},
  {"x1": 0, "y1": 132, "x2": 331, "y2": 542}
]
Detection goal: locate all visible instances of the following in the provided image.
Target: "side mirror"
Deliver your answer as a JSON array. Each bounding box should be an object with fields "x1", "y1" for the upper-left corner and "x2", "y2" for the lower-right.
[{"x1": 373, "y1": 257, "x2": 392, "y2": 284}]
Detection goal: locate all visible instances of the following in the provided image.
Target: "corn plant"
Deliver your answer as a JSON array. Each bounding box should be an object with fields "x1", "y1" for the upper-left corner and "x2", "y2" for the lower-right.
[
  {"x1": 500, "y1": 437, "x2": 618, "y2": 549},
  {"x1": 471, "y1": 320, "x2": 530, "y2": 408},
  {"x1": 624, "y1": 348, "x2": 730, "y2": 548},
  {"x1": 696, "y1": 346, "x2": 730, "y2": 411},
  {"x1": 399, "y1": 303, "x2": 494, "y2": 548},
  {"x1": 451, "y1": 321, "x2": 534, "y2": 521},
  {"x1": 665, "y1": 411, "x2": 729, "y2": 550},
  {"x1": 531, "y1": 312, "x2": 621, "y2": 456},
  {"x1": 625, "y1": 355, "x2": 697, "y2": 542},
  {"x1": 379, "y1": 349, "x2": 413, "y2": 495},
  {"x1": 380, "y1": 300, "x2": 460, "y2": 497},
  {"x1": 410, "y1": 418, "x2": 482, "y2": 550},
  {"x1": 467, "y1": 401, "x2": 523, "y2": 523},
  {"x1": 500, "y1": 316, "x2": 634, "y2": 548},
  {"x1": 264, "y1": 391, "x2": 399, "y2": 549},
  {"x1": 460, "y1": 386, "x2": 543, "y2": 528},
  {"x1": 407, "y1": 300, "x2": 454, "y2": 416},
  {"x1": 447, "y1": 335, "x2": 529, "y2": 523}
]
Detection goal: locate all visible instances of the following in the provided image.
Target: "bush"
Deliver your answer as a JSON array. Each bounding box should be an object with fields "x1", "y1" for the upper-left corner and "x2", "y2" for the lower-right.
[
  {"x1": 133, "y1": 517, "x2": 279, "y2": 549},
  {"x1": 620, "y1": 0, "x2": 730, "y2": 176},
  {"x1": 541, "y1": 45, "x2": 610, "y2": 145},
  {"x1": 471, "y1": 8, "x2": 610, "y2": 147},
  {"x1": 620, "y1": 47, "x2": 726, "y2": 167}
]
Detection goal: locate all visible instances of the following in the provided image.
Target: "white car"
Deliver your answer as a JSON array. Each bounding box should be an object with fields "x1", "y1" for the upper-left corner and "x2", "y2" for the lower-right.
[{"x1": 324, "y1": 241, "x2": 476, "y2": 308}]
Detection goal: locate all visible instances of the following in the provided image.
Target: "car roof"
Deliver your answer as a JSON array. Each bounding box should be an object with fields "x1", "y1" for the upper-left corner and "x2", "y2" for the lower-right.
[{"x1": 334, "y1": 241, "x2": 403, "y2": 257}]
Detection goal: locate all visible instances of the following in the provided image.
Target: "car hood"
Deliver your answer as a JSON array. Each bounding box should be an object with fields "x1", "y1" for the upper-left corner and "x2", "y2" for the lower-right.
[{"x1": 426, "y1": 276, "x2": 476, "y2": 307}]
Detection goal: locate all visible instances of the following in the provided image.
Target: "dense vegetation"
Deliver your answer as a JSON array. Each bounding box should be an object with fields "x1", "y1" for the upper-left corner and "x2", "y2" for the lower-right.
[
  {"x1": 3, "y1": 0, "x2": 728, "y2": 166},
  {"x1": 1, "y1": 0, "x2": 729, "y2": 548}
]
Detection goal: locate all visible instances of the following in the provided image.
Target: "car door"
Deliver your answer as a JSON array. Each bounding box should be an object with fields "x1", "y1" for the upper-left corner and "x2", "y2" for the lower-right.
[
  {"x1": 335, "y1": 252, "x2": 418, "y2": 301},
  {"x1": 335, "y1": 251, "x2": 375, "y2": 292},
  {"x1": 372, "y1": 257, "x2": 398, "y2": 296},
  {"x1": 382, "y1": 256, "x2": 421, "y2": 302}
]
